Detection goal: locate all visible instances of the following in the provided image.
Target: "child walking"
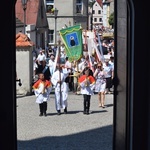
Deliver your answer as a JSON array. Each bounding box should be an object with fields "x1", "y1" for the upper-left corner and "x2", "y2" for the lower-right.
[
  {"x1": 78, "y1": 67, "x2": 95, "y2": 115},
  {"x1": 32, "y1": 73, "x2": 52, "y2": 117}
]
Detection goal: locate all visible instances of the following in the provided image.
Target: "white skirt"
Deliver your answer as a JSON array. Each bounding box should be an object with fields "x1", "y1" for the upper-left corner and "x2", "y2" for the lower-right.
[{"x1": 95, "y1": 82, "x2": 106, "y2": 93}]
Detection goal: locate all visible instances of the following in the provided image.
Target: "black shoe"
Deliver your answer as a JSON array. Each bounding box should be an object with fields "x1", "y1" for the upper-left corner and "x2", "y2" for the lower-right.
[
  {"x1": 39, "y1": 113, "x2": 43, "y2": 116},
  {"x1": 57, "y1": 110, "x2": 61, "y2": 115},
  {"x1": 57, "y1": 112, "x2": 61, "y2": 115},
  {"x1": 64, "y1": 107, "x2": 67, "y2": 114},
  {"x1": 44, "y1": 112, "x2": 47, "y2": 117},
  {"x1": 86, "y1": 110, "x2": 89, "y2": 115},
  {"x1": 83, "y1": 111, "x2": 86, "y2": 114}
]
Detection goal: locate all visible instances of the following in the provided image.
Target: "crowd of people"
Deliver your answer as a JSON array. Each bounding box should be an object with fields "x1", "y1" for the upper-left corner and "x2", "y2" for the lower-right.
[{"x1": 32, "y1": 39, "x2": 114, "y2": 116}]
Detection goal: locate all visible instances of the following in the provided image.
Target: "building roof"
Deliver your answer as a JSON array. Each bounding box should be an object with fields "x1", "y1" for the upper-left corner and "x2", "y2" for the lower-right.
[
  {"x1": 15, "y1": 0, "x2": 39, "y2": 25},
  {"x1": 16, "y1": 32, "x2": 34, "y2": 47},
  {"x1": 96, "y1": 0, "x2": 103, "y2": 7},
  {"x1": 103, "y1": 0, "x2": 113, "y2": 4}
]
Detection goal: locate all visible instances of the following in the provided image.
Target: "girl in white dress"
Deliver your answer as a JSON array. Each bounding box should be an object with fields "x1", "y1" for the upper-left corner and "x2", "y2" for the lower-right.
[
  {"x1": 78, "y1": 67, "x2": 95, "y2": 115},
  {"x1": 93, "y1": 62, "x2": 106, "y2": 108}
]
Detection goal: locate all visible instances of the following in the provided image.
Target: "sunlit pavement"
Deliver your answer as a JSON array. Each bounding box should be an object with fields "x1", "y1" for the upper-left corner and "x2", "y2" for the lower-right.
[{"x1": 17, "y1": 91, "x2": 113, "y2": 150}]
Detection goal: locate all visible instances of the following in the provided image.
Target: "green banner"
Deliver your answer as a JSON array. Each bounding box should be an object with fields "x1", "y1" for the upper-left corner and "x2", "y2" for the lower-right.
[{"x1": 59, "y1": 25, "x2": 83, "y2": 62}]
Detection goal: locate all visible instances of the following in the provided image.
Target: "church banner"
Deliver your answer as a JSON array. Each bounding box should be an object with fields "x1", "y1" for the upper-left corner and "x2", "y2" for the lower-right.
[{"x1": 59, "y1": 25, "x2": 83, "y2": 62}]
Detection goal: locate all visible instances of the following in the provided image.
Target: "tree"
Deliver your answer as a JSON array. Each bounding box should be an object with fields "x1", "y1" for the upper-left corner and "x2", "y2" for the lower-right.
[
  {"x1": 108, "y1": 12, "x2": 114, "y2": 28},
  {"x1": 89, "y1": 0, "x2": 95, "y2": 8}
]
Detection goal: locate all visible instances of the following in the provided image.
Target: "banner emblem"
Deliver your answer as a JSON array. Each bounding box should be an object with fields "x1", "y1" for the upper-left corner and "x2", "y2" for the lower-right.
[{"x1": 59, "y1": 25, "x2": 83, "y2": 62}]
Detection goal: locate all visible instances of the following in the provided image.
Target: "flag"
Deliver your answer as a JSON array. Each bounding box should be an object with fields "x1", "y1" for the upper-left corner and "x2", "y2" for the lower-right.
[
  {"x1": 87, "y1": 38, "x2": 95, "y2": 72},
  {"x1": 91, "y1": 38, "x2": 104, "y2": 63},
  {"x1": 97, "y1": 32, "x2": 104, "y2": 63},
  {"x1": 53, "y1": 47, "x2": 59, "y2": 72},
  {"x1": 59, "y1": 25, "x2": 83, "y2": 62}
]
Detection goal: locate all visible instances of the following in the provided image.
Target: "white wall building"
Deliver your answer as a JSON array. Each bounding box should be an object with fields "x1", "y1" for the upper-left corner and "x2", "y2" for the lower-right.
[
  {"x1": 89, "y1": 0, "x2": 103, "y2": 30},
  {"x1": 16, "y1": 32, "x2": 34, "y2": 96},
  {"x1": 103, "y1": 0, "x2": 114, "y2": 29}
]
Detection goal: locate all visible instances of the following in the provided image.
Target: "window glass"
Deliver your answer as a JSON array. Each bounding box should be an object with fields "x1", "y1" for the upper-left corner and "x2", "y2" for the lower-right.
[
  {"x1": 94, "y1": 18, "x2": 97, "y2": 22},
  {"x1": 99, "y1": 18, "x2": 102, "y2": 22},
  {"x1": 46, "y1": 0, "x2": 54, "y2": 13},
  {"x1": 76, "y1": 0, "x2": 82, "y2": 13},
  {"x1": 48, "y1": 30, "x2": 54, "y2": 44},
  {"x1": 46, "y1": 0, "x2": 54, "y2": 3},
  {"x1": 98, "y1": 10, "x2": 101, "y2": 14}
]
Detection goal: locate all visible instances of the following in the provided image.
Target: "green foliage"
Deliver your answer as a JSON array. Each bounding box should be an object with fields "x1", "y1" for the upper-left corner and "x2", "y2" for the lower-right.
[
  {"x1": 108, "y1": 12, "x2": 114, "y2": 27},
  {"x1": 89, "y1": 1, "x2": 95, "y2": 8}
]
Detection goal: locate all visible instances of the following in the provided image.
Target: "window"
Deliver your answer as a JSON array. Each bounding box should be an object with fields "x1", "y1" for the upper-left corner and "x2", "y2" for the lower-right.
[
  {"x1": 76, "y1": 0, "x2": 82, "y2": 14},
  {"x1": 46, "y1": 0, "x2": 54, "y2": 13},
  {"x1": 99, "y1": 18, "x2": 102, "y2": 22},
  {"x1": 93, "y1": 10, "x2": 95, "y2": 14},
  {"x1": 48, "y1": 30, "x2": 54, "y2": 44},
  {"x1": 98, "y1": 10, "x2": 101, "y2": 14},
  {"x1": 94, "y1": 18, "x2": 97, "y2": 22}
]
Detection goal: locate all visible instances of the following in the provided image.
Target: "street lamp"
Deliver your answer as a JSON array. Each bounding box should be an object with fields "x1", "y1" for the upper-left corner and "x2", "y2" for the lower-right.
[
  {"x1": 21, "y1": 0, "x2": 28, "y2": 34},
  {"x1": 54, "y1": 8, "x2": 58, "y2": 45}
]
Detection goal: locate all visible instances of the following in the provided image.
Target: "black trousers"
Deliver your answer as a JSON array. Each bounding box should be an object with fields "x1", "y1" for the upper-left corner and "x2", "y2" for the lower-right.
[
  {"x1": 83, "y1": 94, "x2": 91, "y2": 112},
  {"x1": 105, "y1": 77, "x2": 112, "y2": 89},
  {"x1": 39, "y1": 102, "x2": 47, "y2": 114},
  {"x1": 65, "y1": 73, "x2": 73, "y2": 91}
]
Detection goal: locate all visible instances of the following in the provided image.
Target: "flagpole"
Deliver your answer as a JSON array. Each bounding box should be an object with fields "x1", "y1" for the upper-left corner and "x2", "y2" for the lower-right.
[{"x1": 58, "y1": 39, "x2": 62, "y2": 105}]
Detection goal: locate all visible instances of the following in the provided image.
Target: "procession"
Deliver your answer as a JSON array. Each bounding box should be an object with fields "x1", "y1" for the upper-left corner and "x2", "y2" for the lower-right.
[
  {"x1": 31, "y1": 25, "x2": 114, "y2": 117},
  {"x1": 14, "y1": 1, "x2": 115, "y2": 149},
  {"x1": 16, "y1": 26, "x2": 114, "y2": 149}
]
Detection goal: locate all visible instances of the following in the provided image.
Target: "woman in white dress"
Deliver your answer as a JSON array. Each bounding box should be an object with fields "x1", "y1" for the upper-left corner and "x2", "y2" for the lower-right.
[{"x1": 93, "y1": 62, "x2": 106, "y2": 108}]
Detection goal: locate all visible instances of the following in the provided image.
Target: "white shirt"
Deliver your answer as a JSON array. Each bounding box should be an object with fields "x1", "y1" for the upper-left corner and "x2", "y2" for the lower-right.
[
  {"x1": 78, "y1": 61, "x2": 85, "y2": 72},
  {"x1": 103, "y1": 63, "x2": 114, "y2": 78},
  {"x1": 36, "y1": 53, "x2": 46, "y2": 62},
  {"x1": 65, "y1": 60, "x2": 72, "y2": 73},
  {"x1": 48, "y1": 59, "x2": 56, "y2": 76}
]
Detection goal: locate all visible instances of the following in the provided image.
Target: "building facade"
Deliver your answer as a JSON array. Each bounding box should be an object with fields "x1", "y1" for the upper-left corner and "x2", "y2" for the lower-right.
[
  {"x1": 16, "y1": 0, "x2": 49, "y2": 49},
  {"x1": 89, "y1": 0, "x2": 103, "y2": 30},
  {"x1": 103, "y1": 0, "x2": 114, "y2": 28},
  {"x1": 44, "y1": 0, "x2": 89, "y2": 46}
]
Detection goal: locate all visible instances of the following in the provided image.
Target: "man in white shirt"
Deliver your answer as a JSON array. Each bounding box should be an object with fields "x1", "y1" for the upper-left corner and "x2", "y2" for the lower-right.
[
  {"x1": 47, "y1": 54, "x2": 56, "y2": 77},
  {"x1": 103, "y1": 59, "x2": 114, "y2": 94},
  {"x1": 36, "y1": 50, "x2": 46, "y2": 73}
]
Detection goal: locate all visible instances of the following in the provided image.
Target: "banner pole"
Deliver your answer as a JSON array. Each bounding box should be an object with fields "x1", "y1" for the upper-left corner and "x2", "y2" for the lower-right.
[{"x1": 58, "y1": 39, "x2": 62, "y2": 105}]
